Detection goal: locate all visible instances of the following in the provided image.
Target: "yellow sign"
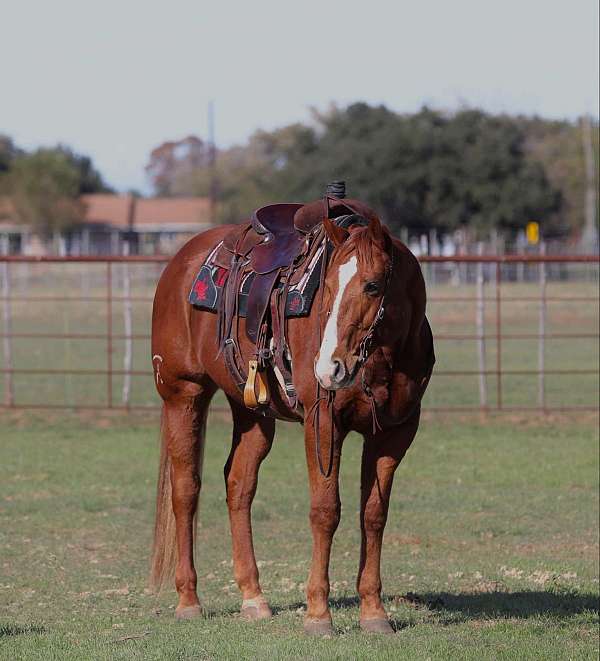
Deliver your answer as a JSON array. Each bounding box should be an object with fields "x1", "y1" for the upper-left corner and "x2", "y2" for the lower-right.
[{"x1": 526, "y1": 221, "x2": 539, "y2": 245}]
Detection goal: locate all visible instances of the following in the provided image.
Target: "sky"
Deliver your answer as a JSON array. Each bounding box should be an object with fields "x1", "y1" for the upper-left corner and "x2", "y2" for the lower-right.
[{"x1": 1, "y1": 0, "x2": 598, "y2": 193}]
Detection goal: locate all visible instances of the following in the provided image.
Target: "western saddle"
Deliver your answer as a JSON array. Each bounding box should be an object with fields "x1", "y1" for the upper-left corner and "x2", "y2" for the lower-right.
[{"x1": 212, "y1": 182, "x2": 375, "y2": 417}]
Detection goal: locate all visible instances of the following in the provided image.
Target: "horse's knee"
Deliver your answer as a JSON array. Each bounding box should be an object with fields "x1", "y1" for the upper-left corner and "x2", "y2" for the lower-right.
[
  {"x1": 309, "y1": 503, "x2": 341, "y2": 535},
  {"x1": 226, "y1": 490, "x2": 254, "y2": 513},
  {"x1": 363, "y1": 500, "x2": 387, "y2": 535},
  {"x1": 226, "y1": 475, "x2": 256, "y2": 513}
]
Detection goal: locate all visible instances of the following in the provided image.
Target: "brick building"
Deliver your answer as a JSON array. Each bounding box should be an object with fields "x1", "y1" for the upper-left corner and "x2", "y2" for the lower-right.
[{"x1": 0, "y1": 194, "x2": 212, "y2": 255}]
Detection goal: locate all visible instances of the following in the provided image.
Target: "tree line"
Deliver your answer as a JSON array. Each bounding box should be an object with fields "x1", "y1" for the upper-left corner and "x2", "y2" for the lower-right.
[
  {"x1": 1, "y1": 104, "x2": 597, "y2": 239},
  {"x1": 146, "y1": 104, "x2": 599, "y2": 239}
]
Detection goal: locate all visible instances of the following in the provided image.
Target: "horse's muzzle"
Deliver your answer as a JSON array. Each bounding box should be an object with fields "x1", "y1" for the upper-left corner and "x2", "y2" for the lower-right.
[{"x1": 314, "y1": 355, "x2": 359, "y2": 390}]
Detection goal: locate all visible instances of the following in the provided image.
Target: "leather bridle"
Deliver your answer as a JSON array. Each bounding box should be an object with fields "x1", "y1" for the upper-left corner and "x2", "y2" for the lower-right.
[{"x1": 355, "y1": 248, "x2": 394, "y2": 369}]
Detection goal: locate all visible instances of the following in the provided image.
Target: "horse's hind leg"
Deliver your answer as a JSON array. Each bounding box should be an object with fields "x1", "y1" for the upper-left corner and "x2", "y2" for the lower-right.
[
  {"x1": 224, "y1": 398, "x2": 275, "y2": 620},
  {"x1": 151, "y1": 385, "x2": 213, "y2": 619}
]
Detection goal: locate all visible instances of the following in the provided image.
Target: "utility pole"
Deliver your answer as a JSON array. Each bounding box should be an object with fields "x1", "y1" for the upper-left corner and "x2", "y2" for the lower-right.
[
  {"x1": 208, "y1": 100, "x2": 218, "y2": 225},
  {"x1": 581, "y1": 114, "x2": 598, "y2": 252}
]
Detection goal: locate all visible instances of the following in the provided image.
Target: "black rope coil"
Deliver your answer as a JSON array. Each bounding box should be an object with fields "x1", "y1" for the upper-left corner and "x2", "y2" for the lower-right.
[{"x1": 325, "y1": 181, "x2": 346, "y2": 199}]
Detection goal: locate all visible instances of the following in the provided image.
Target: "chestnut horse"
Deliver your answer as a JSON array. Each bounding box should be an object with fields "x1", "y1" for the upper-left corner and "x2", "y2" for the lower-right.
[{"x1": 150, "y1": 205, "x2": 434, "y2": 635}]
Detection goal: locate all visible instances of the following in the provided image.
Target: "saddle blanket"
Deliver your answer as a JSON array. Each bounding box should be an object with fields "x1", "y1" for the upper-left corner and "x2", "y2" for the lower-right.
[{"x1": 188, "y1": 240, "x2": 323, "y2": 317}]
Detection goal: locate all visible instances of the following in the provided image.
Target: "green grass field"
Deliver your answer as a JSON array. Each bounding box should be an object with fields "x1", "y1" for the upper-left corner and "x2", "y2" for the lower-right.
[{"x1": 0, "y1": 412, "x2": 598, "y2": 660}]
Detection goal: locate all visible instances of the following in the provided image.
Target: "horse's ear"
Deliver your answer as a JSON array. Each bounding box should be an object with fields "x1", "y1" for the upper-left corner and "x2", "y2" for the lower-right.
[
  {"x1": 323, "y1": 217, "x2": 349, "y2": 248},
  {"x1": 368, "y1": 216, "x2": 386, "y2": 247}
]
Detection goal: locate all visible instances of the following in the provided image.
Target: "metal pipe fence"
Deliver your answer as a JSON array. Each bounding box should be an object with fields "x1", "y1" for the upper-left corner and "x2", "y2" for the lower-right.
[{"x1": 0, "y1": 254, "x2": 598, "y2": 413}]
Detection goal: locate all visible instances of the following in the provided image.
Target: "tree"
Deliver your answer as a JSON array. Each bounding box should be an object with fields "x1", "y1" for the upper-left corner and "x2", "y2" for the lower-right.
[
  {"x1": 7, "y1": 149, "x2": 85, "y2": 234},
  {"x1": 519, "y1": 115, "x2": 599, "y2": 237},
  {"x1": 145, "y1": 103, "x2": 565, "y2": 237},
  {"x1": 145, "y1": 136, "x2": 209, "y2": 196},
  {"x1": 56, "y1": 145, "x2": 113, "y2": 194},
  {"x1": 279, "y1": 105, "x2": 562, "y2": 236},
  {"x1": 0, "y1": 135, "x2": 21, "y2": 175},
  {"x1": 190, "y1": 125, "x2": 320, "y2": 224}
]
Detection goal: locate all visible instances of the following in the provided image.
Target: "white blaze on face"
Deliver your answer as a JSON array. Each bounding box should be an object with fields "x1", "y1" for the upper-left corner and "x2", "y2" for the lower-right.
[{"x1": 314, "y1": 256, "x2": 358, "y2": 387}]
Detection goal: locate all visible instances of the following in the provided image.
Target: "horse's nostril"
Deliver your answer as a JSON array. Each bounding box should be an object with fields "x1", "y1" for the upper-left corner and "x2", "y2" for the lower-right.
[{"x1": 332, "y1": 358, "x2": 345, "y2": 382}]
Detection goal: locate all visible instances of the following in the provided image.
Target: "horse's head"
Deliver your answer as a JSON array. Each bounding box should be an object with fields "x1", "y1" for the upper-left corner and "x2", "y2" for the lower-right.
[{"x1": 314, "y1": 216, "x2": 393, "y2": 390}]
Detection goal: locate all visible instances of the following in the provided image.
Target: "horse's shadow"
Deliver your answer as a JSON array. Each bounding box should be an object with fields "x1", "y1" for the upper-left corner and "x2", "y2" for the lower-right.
[
  {"x1": 273, "y1": 590, "x2": 599, "y2": 628},
  {"x1": 413, "y1": 590, "x2": 599, "y2": 620}
]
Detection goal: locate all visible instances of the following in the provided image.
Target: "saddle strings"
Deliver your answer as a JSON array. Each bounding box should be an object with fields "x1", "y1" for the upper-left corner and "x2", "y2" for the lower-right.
[{"x1": 312, "y1": 207, "x2": 336, "y2": 479}]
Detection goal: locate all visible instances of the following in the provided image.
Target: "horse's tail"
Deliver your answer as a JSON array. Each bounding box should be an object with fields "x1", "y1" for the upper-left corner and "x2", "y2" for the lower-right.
[{"x1": 150, "y1": 408, "x2": 176, "y2": 591}]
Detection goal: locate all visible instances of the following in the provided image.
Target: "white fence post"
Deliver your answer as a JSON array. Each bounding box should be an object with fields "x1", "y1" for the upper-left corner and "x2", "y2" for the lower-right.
[
  {"x1": 122, "y1": 243, "x2": 133, "y2": 407},
  {"x1": 476, "y1": 242, "x2": 487, "y2": 409},
  {"x1": 538, "y1": 242, "x2": 547, "y2": 410},
  {"x1": 1, "y1": 236, "x2": 14, "y2": 406}
]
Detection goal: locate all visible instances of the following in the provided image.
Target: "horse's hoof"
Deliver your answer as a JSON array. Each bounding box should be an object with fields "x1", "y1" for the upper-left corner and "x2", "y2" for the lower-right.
[
  {"x1": 175, "y1": 604, "x2": 202, "y2": 620},
  {"x1": 303, "y1": 618, "x2": 334, "y2": 636},
  {"x1": 241, "y1": 596, "x2": 272, "y2": 621},
  {"x1": 360, "y1": 617, "x2": 394, "y2": 634}
]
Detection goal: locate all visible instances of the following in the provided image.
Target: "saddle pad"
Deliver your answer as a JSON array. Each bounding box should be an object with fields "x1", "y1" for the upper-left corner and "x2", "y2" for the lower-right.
[{"x1": 188, "y1": 241, "x2": 323, "y2": 317}]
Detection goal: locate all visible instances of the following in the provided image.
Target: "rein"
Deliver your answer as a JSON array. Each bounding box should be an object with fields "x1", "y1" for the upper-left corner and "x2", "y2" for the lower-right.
[
  {"x1": 312, "y1": 221, "x2": 335, "y2": 477},
  {"x1": 312, "y1": 202, "x2": 395, "y2": 477}
]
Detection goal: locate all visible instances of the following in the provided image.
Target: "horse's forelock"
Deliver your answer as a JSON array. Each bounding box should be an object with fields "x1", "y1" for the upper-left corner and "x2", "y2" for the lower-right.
[{"x1": 335, "y1": 226, "x2": 390, "y2": 271}]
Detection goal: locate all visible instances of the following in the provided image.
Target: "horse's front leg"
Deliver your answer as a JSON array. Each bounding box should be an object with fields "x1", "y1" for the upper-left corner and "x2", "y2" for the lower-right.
[
  {"x1": 303, "y1": 420, "x2": 345, "y2": 635},
  {"x1": 225, "y1": 399, "x2": 275, "y2": 620},
  {"x1": 357, "y1": 409, "x2": 420, "y2": 634}
]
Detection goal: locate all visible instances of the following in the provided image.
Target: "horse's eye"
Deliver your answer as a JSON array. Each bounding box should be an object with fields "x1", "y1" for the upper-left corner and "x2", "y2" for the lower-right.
[{"x1": 364, "y1": 281, "x2": 380, "y2": 296}]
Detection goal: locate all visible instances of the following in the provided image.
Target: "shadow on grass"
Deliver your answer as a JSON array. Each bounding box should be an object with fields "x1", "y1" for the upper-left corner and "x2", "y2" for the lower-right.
[
  {"x1": 212, "y1": 590, "x2": 598, "y2": 631},
  {"x1": 273, "y1": 590, "x2": 598, "y2": 620},
  {"x1": 407, "y1": 590, "x2": 599, "y2": 619},
  {"x1": 0, "y1": 624, "x2": 46, "y2": 637}
]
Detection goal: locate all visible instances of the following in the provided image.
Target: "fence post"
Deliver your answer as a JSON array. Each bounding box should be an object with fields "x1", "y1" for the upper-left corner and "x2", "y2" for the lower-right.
[
  {"x1": 459, "y1": 230, "x2": 467, "y2": 285},
  {"x1": 122, "y1": 244, "x2": 132, "y2": 408},
  {"x1": 110, "y1": 230, "x2": 120, "y2": 256},
  {"x1": 106, "y1": 262, "x2": 113, "y2": 408},
  {"x1": 517, "y1": 241, "x2": 525, "y2": 283},
  {"x1": 538, "y1": 242, "x2": 547, "y2": 411},
  {"x1": 81, "y1": 227, "x2": 90, "y2": 296},
  {"x1": 429, "y1": 229, "x2": 437, "y2": 286},
  {"x1": 1, "y1": 238, "x2": 14, "y2": 406},
  {"x1": 495, "y1": 260, "x2": 502, "y2": 409},
  {"x1": 476, "y1": 243, "x2": 487, "y2": 409}
]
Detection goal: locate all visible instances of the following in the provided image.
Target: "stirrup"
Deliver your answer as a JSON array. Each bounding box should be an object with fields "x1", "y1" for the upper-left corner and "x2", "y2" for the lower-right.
[{"x1": 243, "y1": 359, "x2": 270, "y2": 409}]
